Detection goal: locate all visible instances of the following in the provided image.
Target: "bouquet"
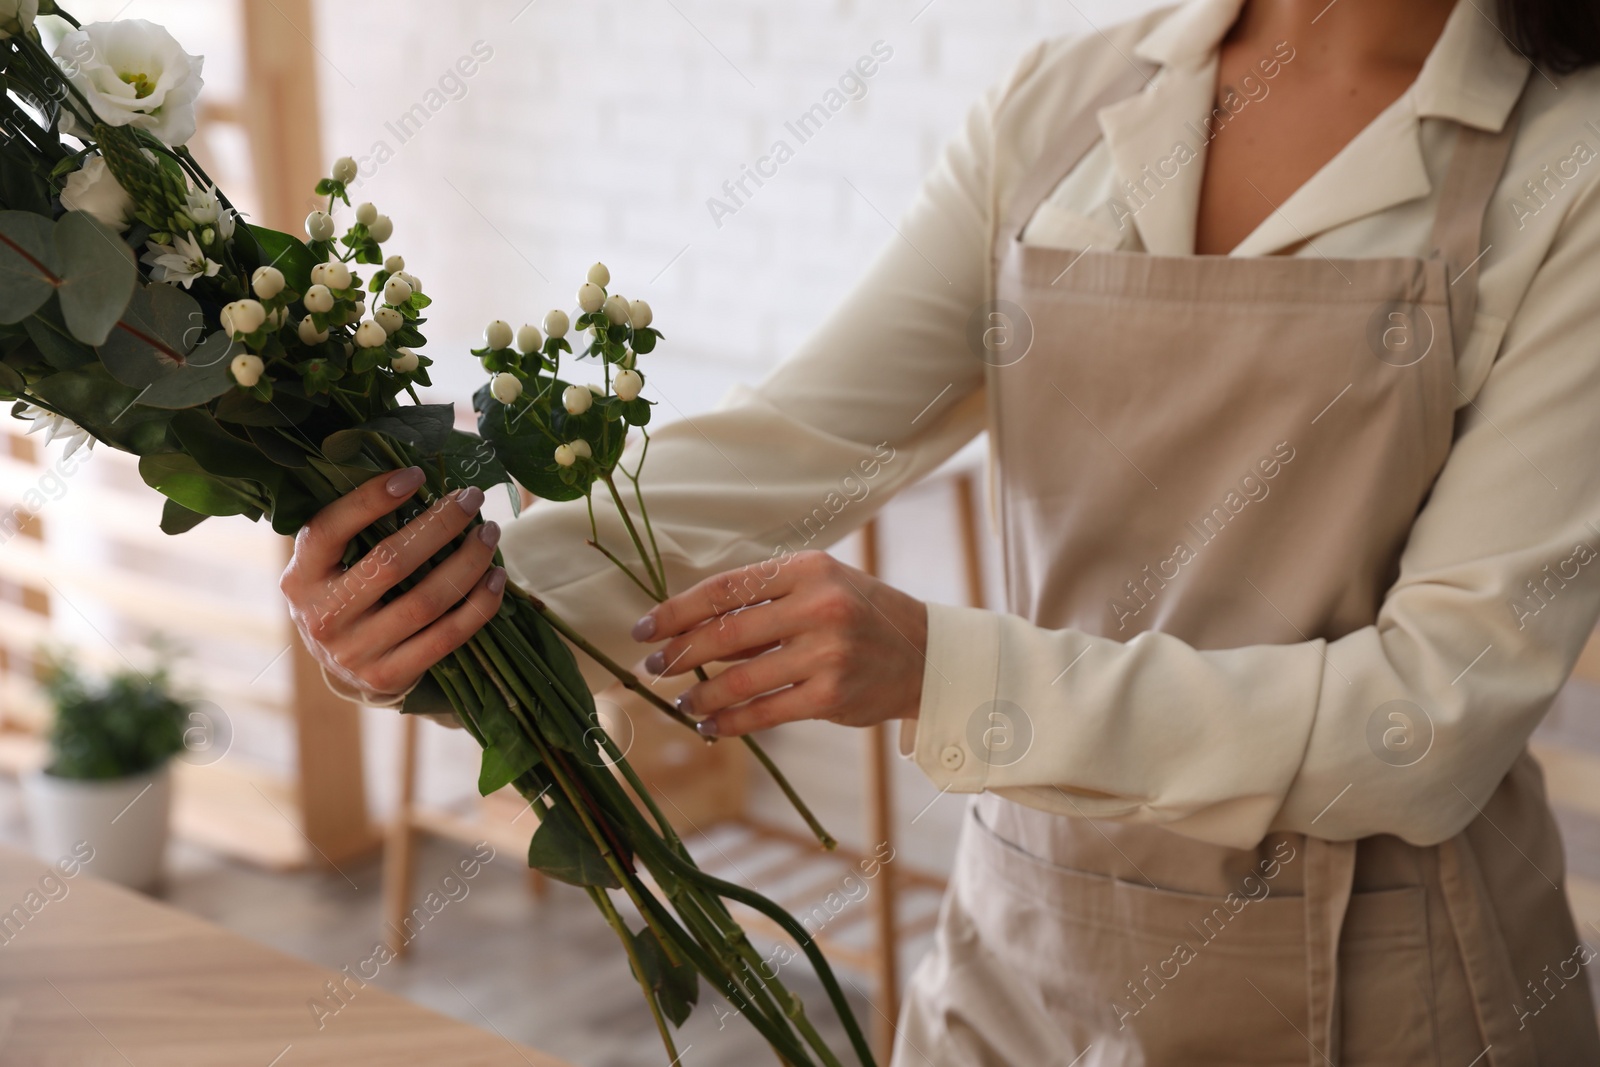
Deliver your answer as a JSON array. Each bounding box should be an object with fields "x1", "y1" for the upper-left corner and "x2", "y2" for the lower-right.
[{"x1": 0, "y1": 5, "x2": 875, "y2": 1065}]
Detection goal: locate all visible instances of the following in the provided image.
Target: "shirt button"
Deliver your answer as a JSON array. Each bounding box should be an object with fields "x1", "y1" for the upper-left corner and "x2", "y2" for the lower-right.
[{"x1": 939, "y1": 745, "x2": 965, "y2": 771}]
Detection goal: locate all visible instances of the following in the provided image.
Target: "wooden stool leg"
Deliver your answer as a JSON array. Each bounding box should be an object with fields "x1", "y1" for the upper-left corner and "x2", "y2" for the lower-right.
[
  {"x1": 859, "y1": 520, "x2": 901, "y2": 1060},
  {"x1": 381, "y1": 714, "x2": 419, "y2": 957}
]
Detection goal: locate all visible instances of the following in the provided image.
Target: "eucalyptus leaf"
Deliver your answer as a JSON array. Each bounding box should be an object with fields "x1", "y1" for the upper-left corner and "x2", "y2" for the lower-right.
[
  {"x1": 24, "y1": 307, "x2": 95, "y2": 371},
  {"x1": 137, "y1": 332, "x2": 238, "y2": 409},
  {"x1": 54, "y1": 211, "x2": 138, "y2": 345},
  {"x1": 0, "y1": 210, "x2": 57, "y2": 324},
  {"x1": 525, "y1": 800, "x2": 621, "y2": 890},
  {"x1": 98, "y1": 282, "x2": 202, "y2": 387}
]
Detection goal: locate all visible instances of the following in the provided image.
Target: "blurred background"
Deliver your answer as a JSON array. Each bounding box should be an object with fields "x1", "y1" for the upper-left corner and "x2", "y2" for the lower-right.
[{"x1": 1, "y1": 1, "x2": 1597, "y2": 1064}]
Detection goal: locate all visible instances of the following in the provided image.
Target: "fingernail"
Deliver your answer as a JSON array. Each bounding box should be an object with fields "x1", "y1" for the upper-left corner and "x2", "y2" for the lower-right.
[
  {"x1": 386, "y1": 467, "x2": 425, "y2": 497},
  {"x1": 644, "y1": 650, "x2": 666, "y2": 675},
  {"x1": 487, "y1": 567, "x2": 507, "y2": 594},
  {"x1": 478, "y1": 521, "x2": 501, "y2": 549},
  {"x1": 631, "y1": 614, "x2": 657, "y2": 641},
  {"x1": 696, "y1": 717, "x2": 719, "y2": 739},
  {"x1": 455, "y1": 487, "x2": 485, "y2": 515},
  {"x1": 675, "y1": 690, "x2": 695, "y2": 717}
]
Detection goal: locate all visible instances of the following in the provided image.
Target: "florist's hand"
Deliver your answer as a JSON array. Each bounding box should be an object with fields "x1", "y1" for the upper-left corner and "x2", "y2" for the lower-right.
[
  {"x1": 632, "y1": 550, "x2": 927, "y2": 738},
  {"x1": 280, "y1": 467, "x2": 507, "y2": 703}
]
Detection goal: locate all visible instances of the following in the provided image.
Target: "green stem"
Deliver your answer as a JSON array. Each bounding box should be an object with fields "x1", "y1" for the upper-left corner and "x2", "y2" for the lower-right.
[
  {"x1": 589, "y1": 884, "x2": 680, "y2": 1065},
  {"x1": 602, "y1": 470, "x2": 666, "y2": 598}
]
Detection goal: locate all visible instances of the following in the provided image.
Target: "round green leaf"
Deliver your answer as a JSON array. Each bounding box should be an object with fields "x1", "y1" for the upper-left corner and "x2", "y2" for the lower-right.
[
  {"x1": 137, "y1": 332, "x2": 238, "y2": 410},
  {"x1": 55, "y1": 211, "x2": 138, "y2": 346},
  {"x1": 98, "y1": 282, "x2": 203, "y2": 388},
  {"x1": 0, "y1": 211, "x2": 58, "y2": 325}
]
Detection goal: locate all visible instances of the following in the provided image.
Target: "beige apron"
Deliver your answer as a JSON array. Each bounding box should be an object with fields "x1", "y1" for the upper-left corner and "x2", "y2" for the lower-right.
[{"x1": 895, "y1": 65, "x2": 1600, "y2": 1066}]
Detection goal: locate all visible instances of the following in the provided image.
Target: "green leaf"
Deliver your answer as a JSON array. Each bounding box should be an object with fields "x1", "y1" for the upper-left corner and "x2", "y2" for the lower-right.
[
  {"x1": 0, "y1": 153, "x2": 52, "y2": 215},
  {"x1": 170, "y1": 409, "x2": 273, "y2": 482},
  {"x1": 246, "y1": 224, "x2": 318, "y2": 293},
  {"x1": 97, "y1": 281, "x2": 201, "y2": 386},
  {"x1": 160, "y1": 498, "x2": 209, "y2": 535},
  {"x1": 358, "y1": 403, "x2": 455, "y2": 452},
  {"x1": 215, "y1": 385, "x2": 315, "y2": 426},
  {"x1": 138, "y1": 452, "x2": 260, "y2": 517},
  {"x1": 24, "y1": 306, "x2": 96, "y2": 371},
  {"x1": 525, "y1": 801, "x2": 621, "y2": 889},
  {"x1": 0, "y1": 211, "x2": 58, "y2": 325},
  {"x1": 474, "y1": 382, "x2": 588, "y2": 502},
  {"x1": 473, "y1": 683, "x2": 539, "y2": 796},
  {"x1": 631, "y1": 926, "x2": 699, "y2": 1027},
  {"x1": 0, "y1": 360, "x2": 25, "y2": 398},
  {"x1": 55, "y1": 212, "x2": 138, "y2": 345},
  {"x1": 439, "y1": 430, "x2": 510, "y2": 492},
  {"x1": 137, "y1": 332, "x2": 237, "y2": 409},
  {"x1": 30, "y1": 366, "x2": 173, "y2": 455},
  {"x1": 246, "y1": 424, "x2": 310, "y2": 468}
]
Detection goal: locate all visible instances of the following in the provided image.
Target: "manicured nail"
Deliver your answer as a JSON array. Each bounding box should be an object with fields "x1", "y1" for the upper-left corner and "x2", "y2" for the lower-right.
[
  {"x1": 478, "y1": 521, "x2": 501, "y2": 549},
  {"x1": 487, "y1": 567, "x2": 507, "y2": 594},
  {"x1": 696, "y1": 717, "x2": 719, "y2": 739},
  {"x1": 631, "y1": 614, "x2": 657, "y2": 641},
  {"x1": 454, "y1": 487, "x2": 485, "y2": 515},
  {"x1": 644, "y1": 650, "x2": 666, "y2": 675},
  {"x1": 386, "y1": 466, "x2": 425, "y2": 496},
  {"x1": 675, "y1": 690, "x2": 695, "y2": 716}
]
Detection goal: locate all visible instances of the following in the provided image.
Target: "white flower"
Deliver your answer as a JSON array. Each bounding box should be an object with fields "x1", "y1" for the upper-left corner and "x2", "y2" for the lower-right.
[
  {"x1": 220, "y1": 299, "x2": 266, "y2": 337},
  {"x1": 305, "y1": 210, "x2": 335, "y2": 241},
  {"x1": 391, "y1": 348, "x2": 419, "y2": 374},
  {"x1": 18, "y1": 405, "x2": 92, "y2": 458},
  {"x1": 562, "y1": 385, "x2": 593, "y2": 415},
  {"x1": 60, "y1": 157, "x2": 134, "y2": 230},
  {"x1": 586, "y1": 262, "x2": 610, "y2": 287},
  {"x1": 577, "y1": 282, "x2": 604, "y2": 314},
  {"x1": 0, "y1": 0, "x2": 38, "y2": 39},
  {"x1": 382, "y1": 276, "x2": 412, "y2": 306},
  {"x1": 569, "y1": 439, "x2": 592, "y2": 459},
  {"x1": 141, "y1": 232, "x2": 220, "y2": 288},
  {"x1": 355, "y1": 202, "x2": 377, "y2": 226},
  {"x1": 303, "y1": 285, "x2": 334, "y2": 314},
  {"x1": 252, "y1": 265, "x2": 285, "y2": 300},
  {"x1": 384, "y1": 254, "x2": 405, "y2": 273},
  {"x1": 181, "y1": 184, "x2": 234, "y2": 241},
  {"x1": 311, "y1": 260, "x2": 351, "y2": 290},
  {"x1": 490, "y1": 372, "x2": 523, "y2": 404},
  {"x1": 332, "y1": 157, "x2": 358, "y2": 183},
  {"x1": 298, "y1": 317, "x2": 329, "y2": 345},
  {"x1": 375, "y1": 307, "x2": 403, "y2": 335},
  {"x1": 354, "y1": 319, "x2": 386, "y2": 348},
  {"x1": 516, "y1": 324, "x2": 542, "y2": 355},
  {"x1": 613, "y1": 368, "x2": 643, "y2": 402},
  {"x1": 602, "y1": 294, "x2": 630, "y2": 326},
  {"x1": 484, "y1": 320, "x2": 513, "y2": 350},
  {"x1": 553, "y1": 443, "x2": 576, "y2": 468},
  {"x1": 544, "y1": 309, "x2": 570, "y2": 339},
  {"x1": 630, "y1": 299, "x2": 653, "y2": 329},
  {"x1": 367, "y1": 215, "x2": 393, "y2": 243},
  {"x1": 54, "y1": 20, "x2": 205, "y2": 147},
  {"x1": 230, "y1": 353, "x2": 264, "y2": 388}
]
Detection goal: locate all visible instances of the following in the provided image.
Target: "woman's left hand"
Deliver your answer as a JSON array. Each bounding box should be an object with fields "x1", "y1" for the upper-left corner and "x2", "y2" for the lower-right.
[{"x1": 630, "y1": 550, "x2": 928, "y2": 738}]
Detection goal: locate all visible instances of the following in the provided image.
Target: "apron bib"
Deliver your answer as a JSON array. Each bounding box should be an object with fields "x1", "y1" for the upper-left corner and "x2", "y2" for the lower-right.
[{"x1": 896, "y1": 63, "x2": 1600, "y2": 1067}]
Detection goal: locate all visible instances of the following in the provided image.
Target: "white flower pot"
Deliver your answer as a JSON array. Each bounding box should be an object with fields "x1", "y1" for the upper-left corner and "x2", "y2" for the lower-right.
[{"x1": 21, "y1": 764, "x2": 172, "y2": 891}]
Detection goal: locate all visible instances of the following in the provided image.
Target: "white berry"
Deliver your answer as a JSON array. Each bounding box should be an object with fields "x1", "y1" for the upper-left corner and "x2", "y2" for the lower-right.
[
  {"x1": 544, "y1": 309, "x2": 570, "y2": 338},
  {"x1": 303, "y1": 284, "x2": 334, "y2": 314},
  {"x1": 251, "y1": 265, "x2": 285, "y2": 300},
  {"x1": 613, "y1": 368, "x2": 643, "y2": 402},
  {"x1": 298, "y1": 317, "x2": 329, "y2": 345},
  {"x1": 305, "y1": 210, "x2": 335, "y2": 241},
  {"x1": 586, "y1": 262, "x2": 610, "y2": 287},
  {"x1": 391, "y1": 348, "x2": 420, "y2": 374},
  {"x1": 484, "y1": 320, "x2": 514, "y2": 350},
  {"x1": 553, "y1": 444, "x2": 576, "y2": 467},
  {"x1": 629, "y1": 299, "x2": 653, "y2": 329},
  {"x1": 490, "y1": 372, "x2": 523, "y2": 404},
  {"x1": 230, "y1": 353, "x2": 264, "y2": 387},
  {"x1": 562, "y1": 384, "x2": 593, "y2": 415}
]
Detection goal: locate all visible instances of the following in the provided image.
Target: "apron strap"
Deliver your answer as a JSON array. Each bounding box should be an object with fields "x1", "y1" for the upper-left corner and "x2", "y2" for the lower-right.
[
  {"x1": 1303, "y1": 837, "x2": 1357, "y2": 1067},
  {"x1": 991, "y1": 60, "x2": 1158, "y2": 263},
  {"x1": 1428, "y1": 71, "x2": 1531, "y2": 354}
]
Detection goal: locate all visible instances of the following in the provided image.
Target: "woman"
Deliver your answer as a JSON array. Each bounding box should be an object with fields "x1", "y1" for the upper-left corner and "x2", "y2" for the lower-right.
[{"x1": 280, "y1": 0, "x2": 1600, "y2": 1061}]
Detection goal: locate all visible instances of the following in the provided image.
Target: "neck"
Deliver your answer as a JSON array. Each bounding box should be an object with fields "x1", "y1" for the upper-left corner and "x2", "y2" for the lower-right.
[{"x1": 1228, "y1": 0, "x2": 1458, "y2": 70}]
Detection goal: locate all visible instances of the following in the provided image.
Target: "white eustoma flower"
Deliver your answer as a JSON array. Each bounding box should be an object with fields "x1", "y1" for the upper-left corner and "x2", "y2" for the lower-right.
[
  {"x1": 516, "y1": 324, "x2": 542, "y2": 355},
  {"x1": 354, "y1": 319, "x2": 386, "y2": 348},
  {"x1": 230, "y1": 353, "x2": 264, "y2": 388},
  {"x1": 302, "y1": 285, "x2": 334, "y2": 314},
  {"x1": 484, "y1": 320, "x2": 513, "y2": 351},
  {"x1": 251, "y1": 265, "x2": 285, "y2": 300},
  {"x1": 553, "y1": 443, "x2": 576, "y2": 468},
  {"x1": 382, "y1": 276, "x2": 412, "y2": 306},
  {"x1": 629, "y1": 299, "x2": 653, "y2": 329},
  {"x1": 391, "y1": 349, "x2": 419, "y2": 374},
  {"x1": 311, "y1": 260, "x2": 352, "y2": 290},
  {"x1": 544, "y1": 309, "x2": 570, "y2": 339},
  {"x1": 577, "y1": 283, "x2": 604, "y2": 314},
  {"x1": 375, "y1": 307, "x2": 403, "y2": 335},
  {"x1": 613, "y1": 368, "x2": 643, "y2": 402},
  {"x1": 562, "y1": 385, "x2": 592, "y2": 416},
  {"x1": 54, "y1": 20, "x2": 205, "y2": 147},
  {"x1": 384, "y1": 254, "x2": 405, "y2": 273},
  {"x1": 569, "y1": 439, "x2": 592, "y2": 459},
  {"x1": 0, "y1": 0, "x2": 38, "y2": 39},
  {"x1": 60, "y1": 156, "x2": 134, "y2": 230},
  {"x1": 141, "y1": 232, "x2": 219, "y2": 288},
  {"x1": 490, "y1": 372, "x2": 523, "y2": 404},
  {"x1": 18, "y1": 404, "x2": 92, "y2": 458},
  {"x1": 332, "y1": 157, "x2": 358, "y2": 183},
  {"x1": 586, "y1": 262, "x2": 610, "y2": 287},
  {"x1": 297, "y1": 317, "x2": 329, "y2": 345},
  {"x1": 305, "y1": 210, "x2": 335, "y2": 241},
  {"x1": 367, "y1": 215, "x2": 393, "y2": 243},
  {"x1": 220, "y1": 299, "x2": 266, "y2": 336}
]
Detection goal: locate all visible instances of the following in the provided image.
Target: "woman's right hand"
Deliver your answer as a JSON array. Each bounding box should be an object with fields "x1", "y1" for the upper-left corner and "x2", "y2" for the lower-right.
[{"x1": 280, "y1": 466, "x2": 508, "y2": 704}]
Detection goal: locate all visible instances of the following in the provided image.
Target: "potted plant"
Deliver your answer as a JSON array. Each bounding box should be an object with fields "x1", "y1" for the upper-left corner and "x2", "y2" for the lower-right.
[{"x1": 21, "y1": 658, "x2": 190, "y2": 891}]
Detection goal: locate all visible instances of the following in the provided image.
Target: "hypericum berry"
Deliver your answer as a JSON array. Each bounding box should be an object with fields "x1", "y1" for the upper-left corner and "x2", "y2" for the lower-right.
[
  {"x1": 602, "y1": 294, "x2": 630, "y2": 326},
  {"x1": 331, "y1": 157, "x2": 358, "y2": 183},
  {"x1": 368, "y1": 215, "x2": 394, "y2": 242},
  {"x1": 544, "y1": 309, "x2": 570, "y2": 339},
  {"x1": 587, "y1": 262, "x2": 610, "y2": 287},
  {"x1": 375, "y1": 307, "x2": 403, "y2": 335},
  {"x1": 391, "y1": 348, "x2": 420, "y2": 374},
  {"x1": 384, "y1": 254, "x2": 405, "y2": 273},
  {"x1": 562, "y1": 384, "x2": 593, "y2": 415},
  {"x1": 305, "y1": 210, "x2": 335, "y2": 241},
  {"x1": 399, "y1": 271, "x2": 422, "y2": 294},
  {"x1": 491, "y1": 372, "x2": 523, "y2": 404},
  {"x1": 577, "y1": 282, "x2": 605, "y2": 314},
  {"x1": 298, "y1": 317, "x2": 329, "y2": 345},
  {"x1": 613, "y1": 368, "x2": 643, "y2": 402},
  {"x1": 383, "y1": 276, "x2": 413, "y2": 306},
  {"x1": 629, "y1": 299, "x2": 653, "y2": 328},
  {"x1": 230, "y1": 353, "x2": 264, "y2": 387},
  {"x1": 569, "y1": 439, "x2": 592, "y2": 459},
  {"x1": 355, "y1": 202, "x2": 378, "y2": 226},
  {"x1": 516, "y1": 324, "x2": 542, "y2": 355},
  {"x1": 484, "y1": 320, "x2": 514, "y2": 351},
  {"x1": 251, "y1": 265, "x2": 285, "y2": 300},
  {"x1": 303, "y1": 284, "x2": 335, "y2": 314},
  {"x1": 268, "y1": 307, "x2": 289, "y2": 329},
  {"x1": 220, "y1": 299, "x2": 267, "y2": 337},
  {"x1": 311, "y1": 260, "x2": 352, "y2": 290},
  {"x1": 354, "y1": 319, "x2": 387, "y2": 348},
  {"x1": 553, "y1": 443, "x2": 576, "y2": 467}
]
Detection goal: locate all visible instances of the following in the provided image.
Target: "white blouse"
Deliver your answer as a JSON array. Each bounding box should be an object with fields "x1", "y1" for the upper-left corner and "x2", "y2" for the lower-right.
[{"x1": 482, "y1": 0, "x2": 1600, "y2": 851}]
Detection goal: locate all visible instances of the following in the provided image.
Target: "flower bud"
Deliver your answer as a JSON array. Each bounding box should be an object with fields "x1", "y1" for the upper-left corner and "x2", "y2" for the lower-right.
[
  {"x1": 384, "y1": 254, "x2": 405, "y2": 273},
  {"x1": 629, "y1": 299, "x2": 653, "y2": 329},
  {"x1": 368, "y1": 215, "x2": 394, "y2": 243},
  {"x1": 490, "y1": 372, "x2": 523, "y2": 404},
  {"x1": 375, "y1": 307, "x2": 403, "y2": 335},
  {"x1": 355, "y1": 319, "x2": 387, "y2": 348},
  {"x1": 553, "y1": 443, "x2": 576, "y2": 468},
  {"x1": 383, "y1": 275, "x2": 413, "y2": 306},
  {"x1": 544, "y1": 309, "x2": 570, "y2": 339},
  {"x1": 331, "y1": 156, "x2": 358, "y2": 183},
  {"x1": 251, "y1": 265, "x2": 285, "y2": 300},
  {"x1": 613, "y1": 368, "x2": 643, "y2": 402},
  {"x1": 298, "y1": 317, "x2": 329, "y2": 345},
  {"x1": 562, "y1": 384, "x2": 593, "y2": 415},
  {"x1": 303, "y1": 284, "x2": 335, "y2": 314},
  {"x1": 355, "y1": 202, "x2": 378, "y2": 225},
  {"x1": 311, "y1": 260, "x2": 352, "y2": 290},
  {"x1": 577, "y1": 282, "x2": 605, "y2": 314},
  {"x1": 220, "y1": 299, "x2": 267, "y2": 337},
  {"x1": 569, "y1": 439, "x2": 592, "y2": 459},
  {"x1": 516, "y1": 324, "x2": 542, "y2": 355},
  {"x1": 231, "y1": 353, "x2": 265, "y2": 388},
  {"x1": 602, "y1": 294, "x2": 630, "y2": 325},
  {"x1": 484, "y1": 320, "x2": 513, "y2": 350},
  {"x1": 391, "y1": 348, "x2": 420, "y2": 374},
  {"x1": 305, "y1": 210, "x2": 335, "y2": 241},
  {"x1": 587, "y1": 262, "x2": 610, "y2": 287}
]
